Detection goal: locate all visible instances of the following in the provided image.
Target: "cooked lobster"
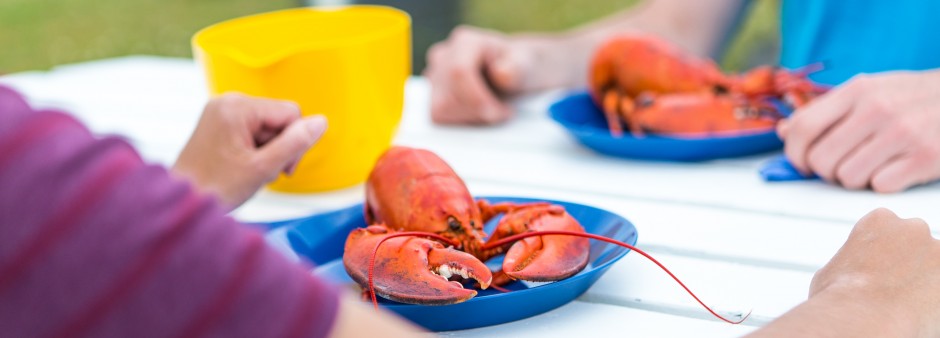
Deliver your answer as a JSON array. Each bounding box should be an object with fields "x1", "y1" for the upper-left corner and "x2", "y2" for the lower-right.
[
  {"x1": 343, "y1": 146, "x2": 589, "y2": 305},
  {"x1": 341, "y1": 146, "x2": 747, "y2": 324},
  {"x1": 589, "y1": 34, "x2": 826, "y2": 137}
]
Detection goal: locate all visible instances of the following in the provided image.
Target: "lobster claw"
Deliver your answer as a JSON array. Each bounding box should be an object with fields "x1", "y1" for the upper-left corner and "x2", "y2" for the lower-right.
[
  {"x1": 488, "y1": 205, "x2": 591, "y2": 282},
  {"x1": 343, "y1": 225, "x2": 493, "y2": 305}
]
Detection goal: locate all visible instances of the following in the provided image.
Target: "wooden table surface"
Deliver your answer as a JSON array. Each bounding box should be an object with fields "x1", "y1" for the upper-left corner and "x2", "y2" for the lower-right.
[{"x1": 5, "y1": 56, "x2": 939, "y2": 337}]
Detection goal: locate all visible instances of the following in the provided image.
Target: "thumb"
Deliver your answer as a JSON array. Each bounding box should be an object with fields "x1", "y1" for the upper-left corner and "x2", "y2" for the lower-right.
[
  {"x1": 776, "y1": 119, "x2": 790, "y2": 139},
  {"x1": 485, "y1": 49, "x2": 531, "y2": 94},
  {"x1": 256, "y1": 115, "x2": 327, "y2": 173}
]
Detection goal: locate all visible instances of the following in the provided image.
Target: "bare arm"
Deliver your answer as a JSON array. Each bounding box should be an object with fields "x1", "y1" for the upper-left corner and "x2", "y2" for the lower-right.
[
  {"x1": 328, "y1": 293, "x2": 432, "y2": 338},
  {"x1": 559, "y1": 0, "x2": 747, "y2": 87},
  {"x1": 426, "y1": 0, "x2": 745, "y2": 124}
]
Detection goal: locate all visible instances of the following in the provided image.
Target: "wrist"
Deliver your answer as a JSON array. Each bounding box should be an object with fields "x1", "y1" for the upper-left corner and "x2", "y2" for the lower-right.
[
  {"x1": 811, "y1": 283, "x2": 923, "y2": 337},
  {"x1": 506, "y1": 33, "x2": 586, "y2": 90}
]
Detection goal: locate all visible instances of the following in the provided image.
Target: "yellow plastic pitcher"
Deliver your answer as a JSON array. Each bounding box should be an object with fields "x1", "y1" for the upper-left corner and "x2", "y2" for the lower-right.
[{"x1": 192, "y1": 6, "x2": 411, "y2": 192}]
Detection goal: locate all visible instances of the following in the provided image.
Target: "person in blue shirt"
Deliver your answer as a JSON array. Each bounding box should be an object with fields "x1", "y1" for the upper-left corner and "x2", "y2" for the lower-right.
[{"x1": 425, "y1": 0, "x2": 940, "y2": 194}]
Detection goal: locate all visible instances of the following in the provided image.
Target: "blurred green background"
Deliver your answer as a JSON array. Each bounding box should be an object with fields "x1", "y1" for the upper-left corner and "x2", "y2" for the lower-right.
[{"x1": 0, "y1": 0, "x2": 778, "y2": 74}]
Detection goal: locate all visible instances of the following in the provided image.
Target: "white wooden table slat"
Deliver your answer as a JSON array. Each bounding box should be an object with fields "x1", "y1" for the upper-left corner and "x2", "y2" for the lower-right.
[
  {"x1": 440, "y1": 301, "x2": 755, "y2": 338},
  {"x1": 585, "y1": 251, "x2": 812, "y2": 324},
  {"x1": 465, "y1": 181, "x2": 850, "y2": 271}
]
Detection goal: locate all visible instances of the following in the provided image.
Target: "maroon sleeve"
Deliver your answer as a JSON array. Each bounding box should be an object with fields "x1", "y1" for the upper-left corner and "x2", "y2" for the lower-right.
[{"x1": 0, "y1": 85, "x2": 339, "y2": 338}]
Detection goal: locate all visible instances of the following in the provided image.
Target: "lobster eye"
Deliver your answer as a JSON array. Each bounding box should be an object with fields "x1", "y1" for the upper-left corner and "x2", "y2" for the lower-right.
[{"x1": 447, "y1": 216, "x2": 462, "y2": 232}]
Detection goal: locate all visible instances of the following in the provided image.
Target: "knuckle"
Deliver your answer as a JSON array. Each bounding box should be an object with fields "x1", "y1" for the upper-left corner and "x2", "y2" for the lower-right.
[
  {"x1": 218, "y1": 92, "x2": 246, "y2": 104},
  {"x1": 427, "y1": 43, "x2": 447, "y2": 63},
  {"x1": 835, "y1": 166, "x2": 866, "y2": 190},
  {"x1": 919, "y1": 142, "x2": 940, "y2": 163},
  {"x1": 867, "y1": 207, "x2": 897, "y2": 221},
  {"x1": 864, "y1": 97, "x2": 893, "y2": 119},
  {"x1": 871, "y1": 174, "x2": 905, "y2": 193},
  {"x1": 907, "y1": 217, "x2": 929, "y2": 229},
  {"x1": 806, "y1": 147, "x2": 829, "y2": 174},
  {"x1": 845, "y1": 74, "x2": 872, "y2": 93},
  {"x1": 806, "y1": 147, "x2": 824, "y2": 165},
  {"x1": 212, "y1": 92, "x2": 247, "y2": 112},
  {"x1": 884, "y1": 122, "x2": 912, "y2": 145},
  {"x1": 449, "y1": 65, "x2": 472, "y2": 84},
  {"x1": 450, "y1": 25, "x2": 478, "y2": 40}
]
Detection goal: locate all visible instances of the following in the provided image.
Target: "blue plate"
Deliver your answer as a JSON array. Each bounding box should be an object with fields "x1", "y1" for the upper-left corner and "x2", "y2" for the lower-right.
[
  {"x1": 759, "y1": 154, "x2": 819, "y2": 181},
  {"x1": 549, "y1": 91, "x2": 785, "y2": 161},
  {"x1": 268, "y1": 196, "x2": 637, "y2": 331}
]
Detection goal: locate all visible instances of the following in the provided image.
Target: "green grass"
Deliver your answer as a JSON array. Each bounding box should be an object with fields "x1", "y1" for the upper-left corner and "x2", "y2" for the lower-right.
[
  {"x1": 0, "y1": 0, "x2": 295, "y2": 73},
  {"x1": 464, "y1": 0, "x2": 640, "y2": 32},
  {"x1": 0, "y1": 0, "x2": 778, "y2": 73}
]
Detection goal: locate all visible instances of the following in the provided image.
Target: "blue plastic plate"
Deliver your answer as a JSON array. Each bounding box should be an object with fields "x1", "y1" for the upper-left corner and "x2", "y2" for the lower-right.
[
  {"x1": 759, "y1": 154, "x2": 819, "y2": 181},
  {"x1": 268, "y1": 196, "x2": 637, "y2": 331},
  {"x1": 549, "y1": 91, "x2": 785, "y2": 161}
]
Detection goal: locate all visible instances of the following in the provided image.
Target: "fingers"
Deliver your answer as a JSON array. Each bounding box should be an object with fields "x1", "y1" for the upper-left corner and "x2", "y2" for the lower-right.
[
  {"x1": 803, "y1": 105, "x2": 879, "y2": 183},
  {"x1": 212, "y1": 93, "x2": 302, "y2": 131},
  {"x1": 484, "y1": 46, "x2": 532, "y2": 95},
  {"x1": 426, "y1": 26, "x2": 513, "y2": 125},
  {"x1": 783, "y1": 80, "x2": 858, "y2": 174},
  {"x1": 870, "y1": 154, "x2": 929, "y2": 193},
  {"x1": 245, "y1": 97, "x2": 303, "y2": 133},
  {"x1": 255, "y1": 115, "x2": 328, "y2": 178},
  {"x1": 450, "y1": 44, "x2": 508, "y2": 121},
  {"x1": 832, "y1": 131, "x2": 905, "y2": 190}
]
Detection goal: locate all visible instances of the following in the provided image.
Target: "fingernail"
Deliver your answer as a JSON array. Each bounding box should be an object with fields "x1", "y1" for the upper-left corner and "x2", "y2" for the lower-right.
[
  {"x1": 304, "y1": 115, "x2": 328, "y2": 135},
  {"x1": 777, "y1": 120, "x2": 789, "y2": 138},
  {"x1": 281, "y1": 100, "x2": 302, "y2": 114}
]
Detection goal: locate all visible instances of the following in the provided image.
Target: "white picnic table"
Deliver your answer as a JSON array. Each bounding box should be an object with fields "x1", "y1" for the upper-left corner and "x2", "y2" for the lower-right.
[{"x1": 4, "y1": 56, "x2": 939, "y2": 337}]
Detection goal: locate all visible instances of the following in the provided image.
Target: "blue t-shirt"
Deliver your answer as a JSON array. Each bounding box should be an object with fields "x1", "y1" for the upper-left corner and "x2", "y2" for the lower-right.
[{"x1": 780, "y1": 0, "x2": 940, "y2": 85}]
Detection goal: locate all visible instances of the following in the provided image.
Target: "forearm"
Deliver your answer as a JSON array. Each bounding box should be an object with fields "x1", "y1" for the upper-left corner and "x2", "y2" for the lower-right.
[
  {"x1": 747, "y1": 288, "x2": 920, "y2": 337},
  {"x1": 511, "y1": 0, "x2": 745, "y2": 88}
]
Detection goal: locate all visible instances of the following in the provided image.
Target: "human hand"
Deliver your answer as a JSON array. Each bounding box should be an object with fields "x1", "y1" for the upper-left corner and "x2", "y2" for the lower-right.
[
  {"x1": 778, "y1": 70, "x2": 940, "y2": 193},
  {"x1": 173, "y1": 93, "x2": 327, "y2": 209},
  {"x1": 750, "y1": 208, "x2": 940, "y2": 337},
  {"x1": 809, "y1": 208, "x2": 940, "y2": 337},
  {"x1": 425, "y1": 26, "x2": 574, "y2": 125}
]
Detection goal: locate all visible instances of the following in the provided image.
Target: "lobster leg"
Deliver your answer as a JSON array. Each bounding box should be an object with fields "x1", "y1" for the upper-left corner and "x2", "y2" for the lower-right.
[
  {"x1": 481, "y1": 205, "x2": 590, "y2": 282},
  {"x1": 476, "y1": 199, "x2": 551, "y2": 223},
  {"x1": 343, "y1": 224, "x2": 493, "y2": 305},
  {"x1": 602, "y1": 90, "x2": 625, "y2": 137}
]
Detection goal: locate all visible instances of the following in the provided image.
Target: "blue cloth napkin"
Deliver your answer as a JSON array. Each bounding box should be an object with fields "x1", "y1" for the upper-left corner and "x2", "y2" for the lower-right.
[{"x1": 759, "y1": 154, "x2": 818, "y2": 181}]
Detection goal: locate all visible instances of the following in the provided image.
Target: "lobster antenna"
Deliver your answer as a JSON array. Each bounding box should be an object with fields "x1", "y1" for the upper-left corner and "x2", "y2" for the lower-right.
[
  {"x1": 792, "y1": 61, "x2": 827, "y2": 76},
  {"x1": 482, "y1": 230, "x2": 752, "y2": 325}
]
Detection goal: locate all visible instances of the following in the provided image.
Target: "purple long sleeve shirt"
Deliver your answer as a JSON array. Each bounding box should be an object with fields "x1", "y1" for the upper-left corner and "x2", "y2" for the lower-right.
[{"x1": 0, "y1": 85, "x2": 339, "y2": 337}]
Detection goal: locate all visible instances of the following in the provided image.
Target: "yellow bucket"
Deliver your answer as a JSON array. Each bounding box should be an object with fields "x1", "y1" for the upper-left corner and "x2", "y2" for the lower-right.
[{"x1": 192, "y1": 6, "x2": 411, "y2": 192}]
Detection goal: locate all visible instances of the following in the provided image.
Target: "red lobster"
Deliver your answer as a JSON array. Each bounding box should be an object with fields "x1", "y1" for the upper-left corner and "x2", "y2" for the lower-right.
[
  {"x1": 343, "y1": 146, "x2": 589, "y2": 305},
  {"x1": 341, "y1": 146, "x2": 749, "y2": 324},
  {"x1": 589, "y1": 34, "x2": 826, "y2": 137}
]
